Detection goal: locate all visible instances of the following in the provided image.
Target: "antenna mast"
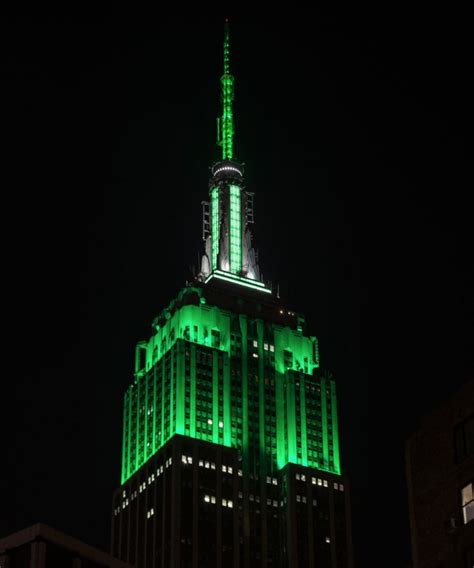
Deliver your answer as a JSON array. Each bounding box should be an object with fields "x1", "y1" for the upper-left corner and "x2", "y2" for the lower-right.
[{"x1": 218, "y1": 19, "x2": 235, "y2": 160}]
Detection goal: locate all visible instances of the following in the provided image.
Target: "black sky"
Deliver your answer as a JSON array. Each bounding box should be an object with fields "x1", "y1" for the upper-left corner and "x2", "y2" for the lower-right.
[{"x1": 1, "y1": 16, "x2": 472, "y2": 568}]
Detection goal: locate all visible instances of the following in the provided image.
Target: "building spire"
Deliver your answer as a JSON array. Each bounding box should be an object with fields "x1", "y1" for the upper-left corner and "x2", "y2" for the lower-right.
[
  {"x1": 218, "y1": 19, "x2": 235, "y2": 160},
  {"x1": 199, "y1": 22, "x2": 268, "y2": 294}
]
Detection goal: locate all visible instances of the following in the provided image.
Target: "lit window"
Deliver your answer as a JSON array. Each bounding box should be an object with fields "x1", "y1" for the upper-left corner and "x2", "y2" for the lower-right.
[
  {"x1": 238, "y1": 469, "x2": 243, "y2": 477},
  {"x1": 311, "y1": 477, "x2": 316, "y2": 485},
  {"x1": 301, "y1": 475, "x2": 306, "y2": 482},
  {"x1": 228, "y1": 466, "x2": 233, "y2": 474},
  {"x1": 296, "y1": 495, "x2": 301, "y2": 502},
  {"x1": 182, "y1": 456, "x2": 187, "y2": 464},
  {"x1": 273, "y1": 500, "x2": 278, "y2": 507},
  {"x1": 296, "y1": 473, "x2": 300, "y2": 480},
  {"x1": 199, "y1": 459, "x2": 204, "y2": 467},
  {"x1": 272, "y1": 478, "x2": 278, "y2": 486},
  {"x1": 253, "y1": 340, "x2": 258, "y2": 348},
  {"x1": 318, "y1": 479, "x2": 322, "y2": 486},
  {"x1": 264, "y1": 343, "x2": 268, "y2": 351},
  {"x1": 208, "y1": 418, "x2": 213, "y2": 425},
  {"x1": 302, "y1": 496, "x2": 307, "y2": 503},
  {"x1": 325, "y1": 536, "x2": 330, "y2": 544},
  {"x1": 187, "y1": 456, "x2": 193, "y2": 464},
  {"x1": 205, "y1": 461, "x2": 210, "y2": 469},
  {"x1": 219, "y1": 421, "x2": 224, "y2": 428},
  {"x1": 222, "y1": 465, "x2": 227, "y2": 473},
  {"x1": 223, "y1": 499, "x2": 227, "y2": 507},
  {"x1": 462, "y1": 482, "x2": 474, "y2": 524},
  {"x1": 313, "y1": 499, "x2": 317, "y2": 506},
  {"x1": 266, "y1": 476, "x2": 271, "y2": 484},
  {"x1": 270, "y1": 345, "x2": 275, "y2": 352},
  {"x1": 211, "y1": 463, "x2": 216, "y2": 470},
  {"x1": 323, "y1": 480, "x2": 328, "y2": 488},
  {"x1": 204, "y1": 495, "x2": 210, "y2": 503},
  {"x1": 211, "y1": 496, "x2": 216, "y2": 504},
  {"x1": 228, "y1": 500, "x2": 233, "y2": 508},
  {"x1": 339, "y1": 483, "x2": 344, "y2": 492},
  {"x1": 252, "y1": 353, "x2": 259, "y2": 359},
  {"x1": 334, "y1": 482, "x2": 339, "y2": 490}
]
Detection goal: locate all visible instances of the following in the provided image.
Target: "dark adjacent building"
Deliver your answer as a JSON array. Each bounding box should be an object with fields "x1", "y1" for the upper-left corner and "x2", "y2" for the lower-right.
[
  {"x1": 0, "y1": 524, "x2": 131, "y2": 568},
  {"x1": 111, "y1": 23, "x2": 354, "y2": 567},
  {"x1": 406, "y1": 379, "x2": 474, "y2": 568}
]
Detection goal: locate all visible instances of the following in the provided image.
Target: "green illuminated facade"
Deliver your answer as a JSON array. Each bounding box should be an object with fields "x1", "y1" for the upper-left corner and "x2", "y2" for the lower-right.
[{"x1": 121, "y1": 286, "x2": 340, "y2": 484}]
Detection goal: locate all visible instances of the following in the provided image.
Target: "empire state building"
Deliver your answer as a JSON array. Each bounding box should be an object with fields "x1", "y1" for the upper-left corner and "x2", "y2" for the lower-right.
[{"x1": 111, "y1": 22, "x2": 354, "y2": 568}]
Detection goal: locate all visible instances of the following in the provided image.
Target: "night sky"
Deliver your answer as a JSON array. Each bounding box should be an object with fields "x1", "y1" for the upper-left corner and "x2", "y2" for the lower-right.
[{"x1": 1, "y1": 17, "x2": 472, "y2": 568}]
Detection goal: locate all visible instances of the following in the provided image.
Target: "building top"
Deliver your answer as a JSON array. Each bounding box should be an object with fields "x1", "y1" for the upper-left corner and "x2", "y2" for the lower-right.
[
  {"x1": 152, "y1": 283, "x2": 306, "y2": 334},
  {"x1": 0, "y1": 523, "x2": 132, "y2": 568},
  {"x1": 406, "y1": 378, "x2": 473, "y2": 495},
  {"x1": 118, "y1": 22, "x2": 341, "y2": 488},
  {"x1": 407, "y1": 378, "x2": 474, "y2": 447}
]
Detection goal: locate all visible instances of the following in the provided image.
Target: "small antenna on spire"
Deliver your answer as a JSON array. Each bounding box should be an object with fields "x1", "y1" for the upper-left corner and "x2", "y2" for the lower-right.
[
  {"x1": 217, "y1": 19, "x2": 235, "y2": 160},
  {"x1": 223, "y1": 19, "x2": 230, "y2": 76}
]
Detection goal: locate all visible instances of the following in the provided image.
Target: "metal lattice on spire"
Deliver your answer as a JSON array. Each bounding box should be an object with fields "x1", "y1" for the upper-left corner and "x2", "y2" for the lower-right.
[{"x1": 217, "y1": 19, "x2": 235, "y2": 160}]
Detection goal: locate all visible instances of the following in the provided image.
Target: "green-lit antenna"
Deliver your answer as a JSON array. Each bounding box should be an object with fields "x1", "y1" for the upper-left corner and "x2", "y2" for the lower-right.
[{"x1": 218, "y1": 19, "x2": 234, "y2": 160}]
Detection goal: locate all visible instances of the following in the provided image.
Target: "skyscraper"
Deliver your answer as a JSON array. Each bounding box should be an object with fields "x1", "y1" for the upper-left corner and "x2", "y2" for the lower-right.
[{"x1": 111, "y1": 23, "x2": 354, "y2": 568}]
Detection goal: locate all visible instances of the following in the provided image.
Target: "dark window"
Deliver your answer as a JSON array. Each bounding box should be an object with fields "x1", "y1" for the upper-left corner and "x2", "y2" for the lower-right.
[{"x1": 454, "y1": 414, "x2": 474, "y2": 464}]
